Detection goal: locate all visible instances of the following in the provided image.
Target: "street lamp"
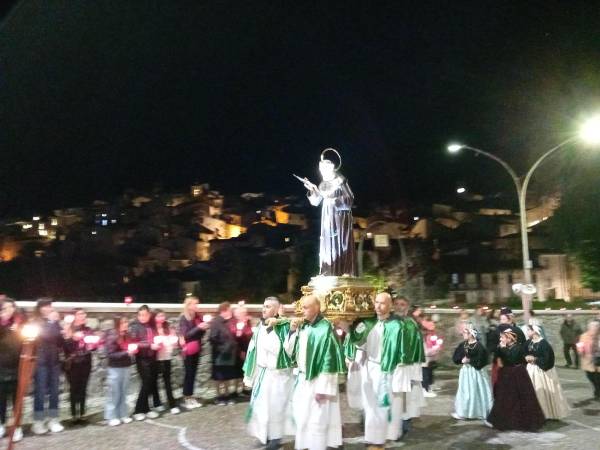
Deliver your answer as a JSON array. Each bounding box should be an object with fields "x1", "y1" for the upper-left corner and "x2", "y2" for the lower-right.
[
  {"x1": 447, "y1": 117, "x2": 600, "y2": 322},
  {"x1": 7, "y1": 323, "x2": 40, "y2": 450}
]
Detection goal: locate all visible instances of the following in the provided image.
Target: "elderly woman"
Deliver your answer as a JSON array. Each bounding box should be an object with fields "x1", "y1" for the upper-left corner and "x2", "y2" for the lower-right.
[
  {"x1": 577, "y1": 320, "x2": 600, "y2": 399},
  {"x1": 487, "y1": 327, "x2": 545, "y2": 431},
  {"x1": 451, "y1": 326, "x2": 492, "y2": 421},
  {"x1": 524, "y1": 325, "x2": 570, "y2": 420}
]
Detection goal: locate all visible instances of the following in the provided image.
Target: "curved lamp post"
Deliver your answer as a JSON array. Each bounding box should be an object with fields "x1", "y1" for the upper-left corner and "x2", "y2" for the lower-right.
[{"x1": 447, "y1": 115, "x2": 600, "y2": 322}]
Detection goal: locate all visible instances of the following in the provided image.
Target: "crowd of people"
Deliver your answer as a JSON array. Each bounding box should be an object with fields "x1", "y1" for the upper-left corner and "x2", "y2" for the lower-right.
[
  {"x1": 0, "y1": 296, "x2": 253, "y2": 442},
  {"x1": 1, "y1": 294, "x2": 600, "y2": 449}
]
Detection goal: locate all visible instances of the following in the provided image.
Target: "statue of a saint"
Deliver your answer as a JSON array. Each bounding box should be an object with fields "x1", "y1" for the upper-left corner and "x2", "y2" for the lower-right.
[{"x1": 296, "y1": 149, "x2": 357, "y2": 277}]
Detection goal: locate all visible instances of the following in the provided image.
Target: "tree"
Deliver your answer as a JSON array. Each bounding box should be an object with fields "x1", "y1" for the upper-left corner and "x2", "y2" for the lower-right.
[{"x1": 550, "y1": 155, "x2": 600, "y2": 292}]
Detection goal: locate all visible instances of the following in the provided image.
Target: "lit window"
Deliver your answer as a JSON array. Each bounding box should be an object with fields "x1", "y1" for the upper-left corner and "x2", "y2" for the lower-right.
[
  {"x1": 284, "y1": 237, "x2": 290, "y2": 243},
  {"x1": 101, "y1": 220, "x2": 108, "y2": 226},
  {"x1": 51, "y1": 218, "x2": 58, "y2": 226},
  {"x1": 38, "y1": 229, "x2": 48, "y2": 236},
  {"x1": 91, "y1": 231, "x2": 97, "y2": 235},
  {"x1": 111, "y1": 219, "x2": 117, "y2": 224},
  {"x1": 33, "y1": 216, "x2": 40, "y2": 221},
  {"x1": 38, "y1": 223, "x2": 45, "y2": 230},
  {"x1": 101, "y1": 213, "x2": 107, "y2": 217}
]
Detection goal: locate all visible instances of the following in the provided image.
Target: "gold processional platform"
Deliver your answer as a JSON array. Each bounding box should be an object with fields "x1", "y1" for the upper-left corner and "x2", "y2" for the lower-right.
[{"x1": 294, "y1": 275, "x2": 377, "y2": 322}]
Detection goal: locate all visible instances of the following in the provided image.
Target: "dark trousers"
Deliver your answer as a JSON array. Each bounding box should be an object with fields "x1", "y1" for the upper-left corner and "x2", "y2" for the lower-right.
[
  {"x1": 563, "y1": 343, "x2": 579, "y2": 367},
  {"x1": 422, "y1": 366, "x2": 434, "y2": 391},
  {"x1": 134, "y1": 357, "x2": 158, "y2": 414},
  {"x1": 66, "y1": 359, "x2": 92, "y2": 418},
  {"x1": 585, "y1": 371, "x2": 600, "y2": 398},
  {"x1": 183, "y1": 353, "x2": 199, "y2": 396},
  {"x1": 0, "y1": 380, "x2": 17, "y2": 424},
  {"x1": 33, "y1": 362, "x2": 60, "y2": 421},
  {"x1": 153, "y1": 360, "x2": 176, "y2": 409}
]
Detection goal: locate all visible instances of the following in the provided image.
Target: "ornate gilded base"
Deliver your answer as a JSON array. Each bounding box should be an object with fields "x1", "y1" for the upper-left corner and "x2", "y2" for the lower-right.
[{"x1": 295, "y1": 275, "x2": 377, "y2": 321}]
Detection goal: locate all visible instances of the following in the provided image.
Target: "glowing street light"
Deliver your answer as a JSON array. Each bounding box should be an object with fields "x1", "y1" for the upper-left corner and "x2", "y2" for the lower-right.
[
  {"x1": 456, "y1": 187, "x2": 466, "y2": 194},
  {"x1": 446, "y1": 114, "x2": 600, "y2": 321},
  {"x1": 580, "y1": 115, "x2": 600, "y2": 144},
  {"x1": 447, "y1": 144, "x2": 463, "y2": 153}
]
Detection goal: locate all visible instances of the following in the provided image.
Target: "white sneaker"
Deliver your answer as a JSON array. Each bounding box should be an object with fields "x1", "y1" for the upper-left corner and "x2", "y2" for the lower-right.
[
  {"x1": 170, "y1": 407, "x2": 181, "y2": 415},
  {"x1": 133, "y1": 413, "x2": 146, "y2": 421},
  {"x1": 146, "y1": 411, "x2": 159, "y2": 419},
  {"x1": 12, "y1": 427, "x2": 23, "y2": 442},
  {"x1": 190, "y1": 398, "x2": 203, "y2": 409},
  {"x1": 120, "y1": 417, "x2": 133, "y2": 424},
  {"x1": 32, "y1": 420, "x2": 48, "y2": 435},
  {"x1": 48, "y1": 419, "x2": 64, "y2": 433},
  {"x1": 451, "y1": 412, "x2": 464, "y2": 420},
  {"x1": 423, "y1": 389, "x2": 437, "y2": 398},
  {"x1": 108, "y1": 419, "x2": 121, "y2": 427},
  {"x1": 483, "y1": 420, "x2": 494, "y2": 428},
  {"x1": 154, "y1": 405, "x2": 166, "y2": 413}
]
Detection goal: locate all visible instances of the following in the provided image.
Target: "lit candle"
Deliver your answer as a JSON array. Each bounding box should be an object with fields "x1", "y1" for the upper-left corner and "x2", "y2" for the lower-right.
[
  {"x1": 430, "y1": 335, "x2": 438, "y2": 342},
  {"x1": 203, "y1": 314, "x2": 213, "y2": 323},
  {"x1": 128, "y1": 343, "x2": 138, "y2": 352},
  {"x1": 83, "y1": 335, "x2": 100, "y2": 345},
  {"x1": 64, "y1": 314, "x2": 75, "y2": 324},
  {"x1": 236, "y1": 322, "x2": 245, "y2": 331},
  {"x1": 336, "y1": 328, "x2": 343, "y2": 337},
  {"x1": 22, "y1": 324, "x2": 40, "y2": 340},
  {"x1": 437, "y1": 338, "x2": 444, "y2": 346},
  {"x1": 124, "y1": 296, "x2": 133, "y2": 305}
]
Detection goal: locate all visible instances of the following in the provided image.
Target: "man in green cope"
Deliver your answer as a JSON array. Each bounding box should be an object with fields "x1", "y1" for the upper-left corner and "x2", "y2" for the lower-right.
[
  {"x1": 342, "y1": 292, "x2": 406, "y2": 449},
  {"x1": 284, "y1": 295, "x2": 346, "y2": 450},
  {"x1": 243, "y1": 296, "x2": 293, "y2": 450}
]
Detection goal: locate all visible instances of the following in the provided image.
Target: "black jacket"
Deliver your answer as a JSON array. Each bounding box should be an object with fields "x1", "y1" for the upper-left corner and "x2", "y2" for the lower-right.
[
  {"x1": 128, "y1": 320, "x2": 157, "y2": 359},
  {"x1": 0, "y1": 323, "x2": 21, "y2": 381},
  {"x1": 104, "y1": 329, "x2": 133, "y2": 368}
]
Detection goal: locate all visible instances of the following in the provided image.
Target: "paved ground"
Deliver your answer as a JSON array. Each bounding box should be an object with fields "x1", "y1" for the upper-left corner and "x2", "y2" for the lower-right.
[{"x1": 3, "y1": 366, "x2": 600, "y2": 450}]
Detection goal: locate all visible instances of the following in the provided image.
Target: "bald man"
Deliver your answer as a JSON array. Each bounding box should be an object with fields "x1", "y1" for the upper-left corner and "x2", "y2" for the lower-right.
[
  {"x1": 343, "y1": 292, "x2": 406, "y2": 448},
  {"x1": 243, "y1": 296, "x2": 293, "y2": 450},
  {"x1": 285, "y1": 295, "x2": 346, "y2": 450}
]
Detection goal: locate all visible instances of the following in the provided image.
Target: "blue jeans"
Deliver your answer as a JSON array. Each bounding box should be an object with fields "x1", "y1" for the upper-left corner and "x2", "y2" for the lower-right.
[
  {"x1": 105, "y1": 367, "x2": 131, "y2": 420},
  {"x1": 33, "y1": 362, "x2": 60, "y2": 421}
]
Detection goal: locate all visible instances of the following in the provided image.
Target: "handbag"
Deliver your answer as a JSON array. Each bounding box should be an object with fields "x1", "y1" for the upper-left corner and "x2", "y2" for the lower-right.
[{"x1": 183, "y1": 340, "x2": 200, "y2": 356}]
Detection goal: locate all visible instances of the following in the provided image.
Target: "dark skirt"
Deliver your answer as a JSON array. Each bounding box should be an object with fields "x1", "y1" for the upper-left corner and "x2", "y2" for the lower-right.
[
  {"x1": 488, "y1": 364, "x2": 545, "y2": 431},
  {"x1": 212, "y1": 365, "x2": 241, "y2": 381}
]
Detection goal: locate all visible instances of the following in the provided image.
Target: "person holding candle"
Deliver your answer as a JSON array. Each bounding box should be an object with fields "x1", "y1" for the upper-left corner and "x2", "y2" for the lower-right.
[
  {"x1": 233, "y1": 305, "x2": 253, "y2": 398},
  {"x1": 129, "y1": 305, "x2": 161, "y2": 421},
  {"x1": 31, "y1": 299, "x2": 65, "y2": 435},
  {"x1": 104, "y1": 316, "x2": 138, "y2": 426},
  {"x1": 0, "y1": 299, "x2": 23, "y2": 441},
  {"x1": 178, "y1": 296, "x2": 209, "y2": 410},
  {"x1": 153, "y1": 309, "x2": 179, "y2": 414},
  {"x1": 209, "y1": 302, "x2": 240, "y2": 406},
  {"x1": 63, "y1": 308, "x2": 96, "y2": 423}
]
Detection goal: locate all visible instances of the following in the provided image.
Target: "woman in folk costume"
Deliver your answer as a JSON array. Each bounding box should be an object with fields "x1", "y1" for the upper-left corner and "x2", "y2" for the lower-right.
[
  {"x1": 487, "y1": 327, "x2": 545, "y2": 431},
  {"x1": 343, "y1": 292, "x2": 406, "y2": 448},
  {"x1": 284, "y1": 295, "x2": 346, "y2": 450},
  {"x1": 243, "y1": 297, "x2": 294, "y2": 450},
  {"x1": 525, "y1": 325, "x2": 570, "y2": 420},
  {"x1": 451, "y1": 325, "x2": 492, "y2": 420}
]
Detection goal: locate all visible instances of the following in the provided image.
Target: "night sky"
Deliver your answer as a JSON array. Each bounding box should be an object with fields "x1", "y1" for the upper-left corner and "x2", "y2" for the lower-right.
[{"x1": 0, "y1": 1, "x2": 599, "y2": 217}]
